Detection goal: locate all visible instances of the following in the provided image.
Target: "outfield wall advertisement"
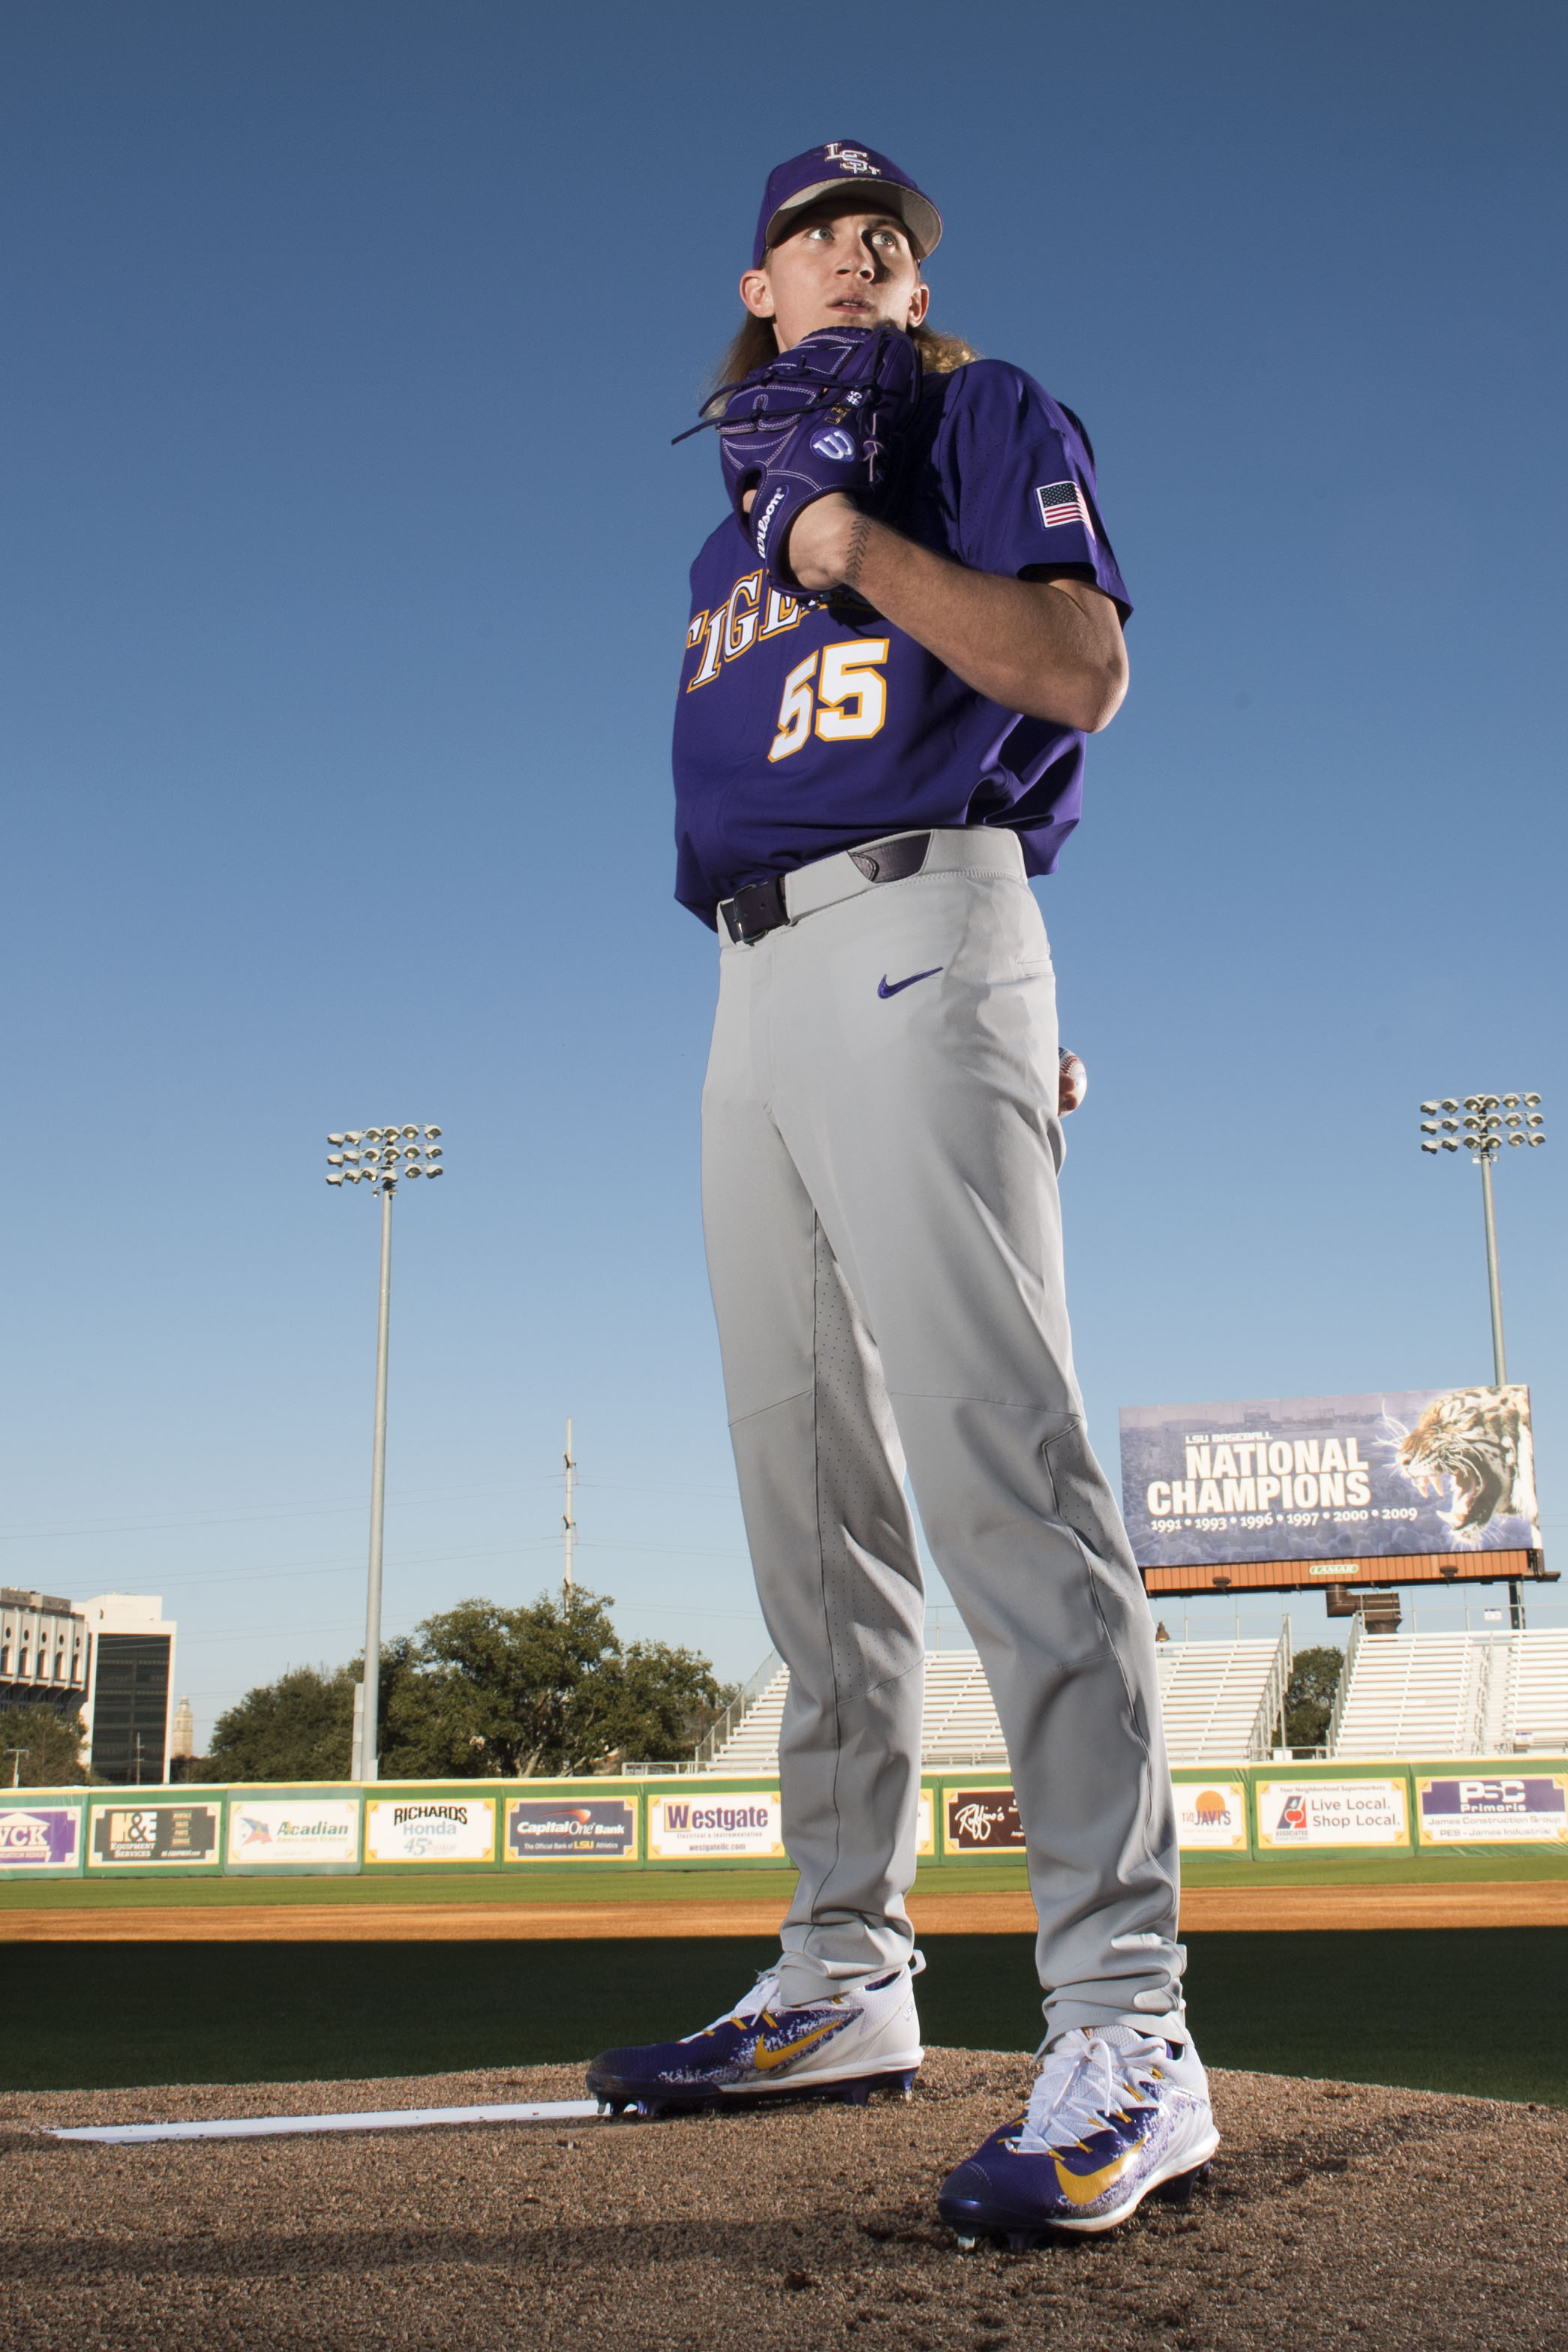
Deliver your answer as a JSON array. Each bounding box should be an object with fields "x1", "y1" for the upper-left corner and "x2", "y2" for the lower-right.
[
  {"x1": 1416, "y1": 1774, "x2": 1568, "y2": 1844},
  {"x1": 1254, "y1": 1777, "x2": 1408, "y2": 1849},
  {"x1": 227, "y1": 1799, "x2": 360, "y2": 1869},
  {"x1": 88, "y1": 1802, "x2": 221, "y2": 1867},
  {"x1": 1120, "y1": 1386, "x2": 1539, "y2": 1571},
  {"x1": 647, "y1": 1792, "x2": 786, "y2": 1859},
  {"x1": 0, "y1": 1804, "x2": 82, "y2": 1870},
  {"x1": 506, "y1": 1796, "x2": 638, "y2": 1861},
  {"x1": 1173, "y1": 1781, "x2": 1248, "y2": 1851},
  {"x1": 363, "y1": 1796, "x2": 495, "y2": 1865}
]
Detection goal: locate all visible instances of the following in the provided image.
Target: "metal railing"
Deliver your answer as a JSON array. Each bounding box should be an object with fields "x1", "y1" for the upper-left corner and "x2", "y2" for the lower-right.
[
  {"x1": 1245, "y1": 1618, "x2": 1293, "y2": 1761},
  {"x1": 692, "y1": 1647, "x2": 782, "y2": 1771},
  {"x1": 1323, "y1": 1609, "x2": 1363, "y2": 1756}
]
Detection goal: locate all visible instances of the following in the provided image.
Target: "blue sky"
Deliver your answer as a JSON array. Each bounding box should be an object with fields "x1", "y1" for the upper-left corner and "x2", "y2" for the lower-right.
[{"x1": 2, "y1": 2, "x2": 1563, "y2": 1742}]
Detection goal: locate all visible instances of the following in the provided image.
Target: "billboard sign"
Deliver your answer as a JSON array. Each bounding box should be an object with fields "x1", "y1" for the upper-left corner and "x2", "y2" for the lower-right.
[
  {"x1": 1121, "y1": 1386, "x2": 1539, "y2": 1573},
  {"x1": 226, "y1": 1800, "x2": 360, "y2": 1868},
  {"x1": 506, "y1": 1796, "x2": 638, "y2": 1862},
  {"x1": 1254, "y1": 1777, "x2": 1408, "y2": 1849},
  {"x1": 1173, "y1": 1781, "x2": 1248, "y2": 1851},
  {"x1": 0, "y1": 1804, "x2": 82, "y2": 1870},
  {"x1": 363, "y1": 1797, "x2": 495, "y2": 1865},
  {"x1": 1416, "y1": 1774, "x2": 1568, "y2": 1844},
  {"x1": 945, "y1": 1788, "x2": 1026, "y2": 1852},
  {"x1": 647, "y1": 1793, "x2": 784, "y2": 1859},
  {"x1": 88, "y1": 1803, "x2": 220, "y2": 1867}
]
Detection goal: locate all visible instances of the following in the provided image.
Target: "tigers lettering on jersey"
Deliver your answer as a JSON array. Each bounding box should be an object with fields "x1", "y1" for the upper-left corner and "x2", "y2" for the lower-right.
[{"x1": 686, "y1": 579, "x2": 803, "y2": 689}]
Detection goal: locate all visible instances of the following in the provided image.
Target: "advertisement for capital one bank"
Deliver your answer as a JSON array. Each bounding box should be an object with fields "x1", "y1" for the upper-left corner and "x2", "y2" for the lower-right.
[{"x1": 1119, "y1": 1386, "x2": 1539, "y2": 1570}]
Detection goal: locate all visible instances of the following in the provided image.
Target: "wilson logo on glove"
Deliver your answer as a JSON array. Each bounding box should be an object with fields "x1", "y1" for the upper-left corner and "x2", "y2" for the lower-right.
[{"x1": 673, "y1": 325, "x2": 924, "y2": 595}]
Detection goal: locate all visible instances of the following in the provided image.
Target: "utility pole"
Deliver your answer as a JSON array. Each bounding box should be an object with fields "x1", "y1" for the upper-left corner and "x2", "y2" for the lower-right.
[
  {"x1": 326, "y1": 1122, "x2": 446, "y2": 1779},
  {"x1": 1419, "y1": 1092, "x2": 1545, "y2": 1631},
  {"x1": 563, "y1": 1418, "x2": 576, "y2": 1596},
  {"x1": 3, "y1": 1747, "x2": 25, "y2": 1789}
]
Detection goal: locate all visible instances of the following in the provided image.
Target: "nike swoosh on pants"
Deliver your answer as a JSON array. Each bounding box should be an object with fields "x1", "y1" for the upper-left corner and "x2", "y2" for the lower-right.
[{"x1": 877, "y1": 967, "x2": 942, "y2": 999}]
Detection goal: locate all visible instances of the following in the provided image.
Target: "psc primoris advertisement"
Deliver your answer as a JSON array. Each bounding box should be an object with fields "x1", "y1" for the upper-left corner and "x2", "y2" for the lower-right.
[{"x1": 1119, "y1": 1386, "x2": 1539, "y2": 1570}]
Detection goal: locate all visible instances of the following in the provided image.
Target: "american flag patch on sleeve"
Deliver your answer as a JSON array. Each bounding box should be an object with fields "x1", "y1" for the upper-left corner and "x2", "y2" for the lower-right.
[{"x1": 1034, "y1": 479, "x2": 1095, "y2": 539}]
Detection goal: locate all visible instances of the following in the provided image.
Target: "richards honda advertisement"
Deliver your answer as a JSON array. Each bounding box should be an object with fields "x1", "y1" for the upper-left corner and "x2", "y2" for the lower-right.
[{"x1": 1120, "y1": 1386, "x2": 1539, "y2": 1570}]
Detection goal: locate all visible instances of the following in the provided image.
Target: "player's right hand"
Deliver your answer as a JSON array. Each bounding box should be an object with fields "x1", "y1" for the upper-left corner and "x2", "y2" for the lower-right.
[{"x1": 1059, "y1": 1050, "x2": 1087, "y2": 1115}]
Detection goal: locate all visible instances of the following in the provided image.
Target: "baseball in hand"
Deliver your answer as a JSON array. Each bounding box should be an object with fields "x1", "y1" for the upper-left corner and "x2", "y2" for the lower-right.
[{"x1": 1059, "y1": 1050, "x2": 1087, "y2": 1115}]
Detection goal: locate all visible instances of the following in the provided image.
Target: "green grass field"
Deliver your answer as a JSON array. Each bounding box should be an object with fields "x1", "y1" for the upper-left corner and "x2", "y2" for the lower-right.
[
  {"x1": 5, "y1": 1844, "x2": 1568, "y2": 1909},
  {"x1": 3, "y1": 1929, "x2": 1563, "y2": 2105}
]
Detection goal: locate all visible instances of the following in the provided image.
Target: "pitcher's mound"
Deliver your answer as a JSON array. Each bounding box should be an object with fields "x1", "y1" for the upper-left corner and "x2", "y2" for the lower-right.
[{"x1": 3, "y1": 2050, "x2": 1564, "y2": 2348}]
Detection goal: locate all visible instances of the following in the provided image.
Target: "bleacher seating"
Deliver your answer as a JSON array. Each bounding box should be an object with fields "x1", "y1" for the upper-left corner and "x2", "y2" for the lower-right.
[
  {"x1": 1327, "y1": 1624, "x2": 1568, "y2": 1759},
  {"x1": 705, "y1": 1633, "x2": 1289, "y2": 1773},
  {"x1": 1329, "y1": 1629, "x2": 1489, "y2": 1757},
  {"x1": 1155, "y1": 1638, "x2": 1290, "y2": 1764},
  {"x1": 1502, "y1": 1630, "x2": 1568, "y2": 1755}
]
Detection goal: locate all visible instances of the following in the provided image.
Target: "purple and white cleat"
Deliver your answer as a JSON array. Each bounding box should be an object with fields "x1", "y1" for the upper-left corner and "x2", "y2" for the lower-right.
[
  {"x1": 939, "y1": 2026, "x2": 1218, "y2": 2248},
  {"x1": 587, "y1": 1957, "x2": 924, "y2": 2116}
]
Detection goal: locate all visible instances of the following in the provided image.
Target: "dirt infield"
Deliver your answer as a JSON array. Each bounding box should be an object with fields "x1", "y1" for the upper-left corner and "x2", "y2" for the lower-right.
[
  {"x1": 6, "y1": 1879, "x2": 1568, "y2": 1939},
  {"x1": 2, "y1": 2051, "x2": 1563, "y2": 2349}
]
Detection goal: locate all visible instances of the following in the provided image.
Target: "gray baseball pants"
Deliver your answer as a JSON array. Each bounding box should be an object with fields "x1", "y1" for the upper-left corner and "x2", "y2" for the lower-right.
[{"x1": 701, "y1": 828, "x2": 1183, "y2": 2040}]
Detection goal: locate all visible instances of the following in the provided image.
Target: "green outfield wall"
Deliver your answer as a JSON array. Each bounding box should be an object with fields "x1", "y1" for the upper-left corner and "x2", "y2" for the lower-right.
[{"x1": 2, "y1": 1759, "x2": 1563, "y2": 1879}]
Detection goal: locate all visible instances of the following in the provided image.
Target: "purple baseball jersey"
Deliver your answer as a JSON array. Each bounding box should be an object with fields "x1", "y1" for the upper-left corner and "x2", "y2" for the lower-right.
[{"x1": 671, "y1": 357, "x2": 1130, "y2": 928}]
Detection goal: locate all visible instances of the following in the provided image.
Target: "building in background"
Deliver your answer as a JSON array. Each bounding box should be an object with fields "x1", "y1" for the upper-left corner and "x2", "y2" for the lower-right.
[
  {"x1": 77, "y1": 1594, "x2": 177, "y2": 1784},
  {"x1": 0, "y1": 1589, "x2": 90, "y2": 1714},
  {"x1": 170, "y1": 1695, "x2": 194, "y2": 1761}
]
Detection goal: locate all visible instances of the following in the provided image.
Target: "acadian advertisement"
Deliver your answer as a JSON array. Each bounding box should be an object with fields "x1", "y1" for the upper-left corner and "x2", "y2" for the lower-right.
[
  {"x1": 1119, "y1": 1387, "x2": 1539, "y2": 1570},
  {"x1": 226, "y1": 1800, "x2": 361, "y2": 1868},
  {"x1": 647, "y1": 1792, "x2": 785, "y2": 1860},
  {"x1": 1417, "y1": 1774, "x2": 1568, "y2": 1844},
  {"x1": 0, "y1": 1805, "x2": 81, "y2": 1870},
  {"x1": 1254, "y1": 1777, "x2": 1409, "y2": 1850},
  {"x1": 363, "y1": 1797, "x2": 496, "y2": 1865},
  {"x1": 88, "y1": 1804, "x2": 221, "y2": 1867},
  {"x1": 506, "y1": 1796, "x2": 638, "y2": 1862},
  {"x1": 1173, "y1": 1781, "x2": 1248, "y2": 1852}
]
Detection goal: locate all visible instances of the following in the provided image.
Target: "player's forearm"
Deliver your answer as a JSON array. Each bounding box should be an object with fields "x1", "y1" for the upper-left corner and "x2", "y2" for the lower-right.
[{"x1": 792, "y1": 503, "x2": 1128, "y2": 732}]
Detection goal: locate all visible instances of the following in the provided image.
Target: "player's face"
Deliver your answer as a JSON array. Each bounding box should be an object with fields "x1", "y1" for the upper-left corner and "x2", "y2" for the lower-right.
[{"x1": 740, "y1": 198, "x2": 930, "y2": 351}]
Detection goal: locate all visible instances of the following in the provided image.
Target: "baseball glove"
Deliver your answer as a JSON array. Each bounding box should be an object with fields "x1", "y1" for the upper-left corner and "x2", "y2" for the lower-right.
[{"x1": 680, "y1": 326, "x2": 923, "y2": 594}]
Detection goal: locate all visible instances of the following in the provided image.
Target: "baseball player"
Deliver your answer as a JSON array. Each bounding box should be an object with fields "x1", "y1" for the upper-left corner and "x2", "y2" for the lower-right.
[{"x1": 589, "y1": 142, "x2": 1215, "y2": 2243}]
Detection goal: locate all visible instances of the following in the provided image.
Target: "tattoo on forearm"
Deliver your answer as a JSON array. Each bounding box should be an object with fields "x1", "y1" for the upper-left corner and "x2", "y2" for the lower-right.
[{"x1": 843, "y1": 511, "x2": 872, "y2": 590}]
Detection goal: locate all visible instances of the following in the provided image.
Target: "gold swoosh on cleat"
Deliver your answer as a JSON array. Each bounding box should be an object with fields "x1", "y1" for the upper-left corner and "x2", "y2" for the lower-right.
[
  {"x1": 1053, "y1": 2150, "x2": 1134, "y2": 2208},
  {"x1": 752, "y1": 2020, "x2": 843, "y2": 2074}
]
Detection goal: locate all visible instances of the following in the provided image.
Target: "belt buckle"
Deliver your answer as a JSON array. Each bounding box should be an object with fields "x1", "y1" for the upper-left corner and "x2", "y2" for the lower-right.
[{"x1": 725, "y1": 876, "x2": 788, "y2": 945}]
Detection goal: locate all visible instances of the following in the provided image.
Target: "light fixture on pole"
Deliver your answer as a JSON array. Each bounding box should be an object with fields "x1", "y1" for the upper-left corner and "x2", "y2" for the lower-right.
[
  {"x1": 326, "y1": 1123, "x2": 446, "y2": 1780},
  {"x1": 1417, "y1": 1090, "x2": 1543, "y2": 1628}
]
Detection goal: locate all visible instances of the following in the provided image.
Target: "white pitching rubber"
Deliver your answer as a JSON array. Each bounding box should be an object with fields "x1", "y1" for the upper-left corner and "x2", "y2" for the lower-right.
[{"x1": 50, "y1": 2097, "x2": 603, "y2": 2146}]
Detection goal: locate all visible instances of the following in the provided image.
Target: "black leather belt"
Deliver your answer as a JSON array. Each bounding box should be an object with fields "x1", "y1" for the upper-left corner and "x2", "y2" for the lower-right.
[{"x1": 719, "y1": 832, "x2": 932, "y2": 945}]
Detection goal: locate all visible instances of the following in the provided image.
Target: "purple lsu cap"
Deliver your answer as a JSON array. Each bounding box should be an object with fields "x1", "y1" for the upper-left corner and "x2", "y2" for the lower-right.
[{"x1": 753, "y1": 142, "x2": 943, "y2": 269}]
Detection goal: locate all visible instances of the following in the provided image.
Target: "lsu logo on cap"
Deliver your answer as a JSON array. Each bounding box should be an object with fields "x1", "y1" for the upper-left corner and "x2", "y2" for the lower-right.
[
  {"x1": 812, "y1": 428, "x2": 856, "y2": 461},
  {"x1": 825, "y1": 143, "x2": 876, "y2": 175}
]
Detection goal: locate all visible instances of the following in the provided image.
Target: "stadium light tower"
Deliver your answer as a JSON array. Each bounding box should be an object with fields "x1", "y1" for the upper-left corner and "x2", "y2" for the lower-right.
[
  {"x1": 326, "y1": 1124, "x2": 445, "y2": 1780},
  {"x1": 1418, "y1": 1093, "x2": 1544, "y2": 1386}
]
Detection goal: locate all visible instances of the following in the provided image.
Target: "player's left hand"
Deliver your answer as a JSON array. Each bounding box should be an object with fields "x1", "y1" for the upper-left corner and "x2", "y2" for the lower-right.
[{"x1": 1059, "y1": 1050, "x2": 1087, "y2": 1115}]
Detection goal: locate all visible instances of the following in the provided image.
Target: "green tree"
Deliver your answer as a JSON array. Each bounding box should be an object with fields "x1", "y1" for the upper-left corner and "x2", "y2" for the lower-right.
[
  {"x1": 0, "y1": 1704, "x2": 88, "y2": 1786},
  {"x1": 381, "y1": 1588, "x2": 731, "y2": 1779},
  {"x1": 1284, "y1": 1645, "x2": 1344, "y2": 1751},
  {"x1": 208, "y1": 1664, "x2": 360, "y2": 1782}
]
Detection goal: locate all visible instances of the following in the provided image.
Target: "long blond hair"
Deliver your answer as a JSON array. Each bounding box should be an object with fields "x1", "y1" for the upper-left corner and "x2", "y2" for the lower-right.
[{"x1": 712, "y1": 306, "x2": 978, "y2": 395}]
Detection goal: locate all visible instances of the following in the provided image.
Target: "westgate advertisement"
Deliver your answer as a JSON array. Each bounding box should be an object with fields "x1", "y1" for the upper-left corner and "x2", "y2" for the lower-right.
[{"x1": 1119, "y1": 1386, "x2": 1539, "y2": 1573}]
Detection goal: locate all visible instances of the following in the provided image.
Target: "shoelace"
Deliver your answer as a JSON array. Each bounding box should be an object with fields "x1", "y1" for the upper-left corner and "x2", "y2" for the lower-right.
[{"x1": 1016, "y1": 2026, "x2": 1166, "y2": 2155}]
